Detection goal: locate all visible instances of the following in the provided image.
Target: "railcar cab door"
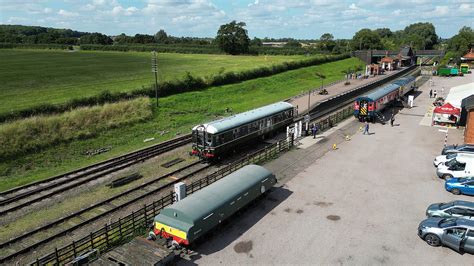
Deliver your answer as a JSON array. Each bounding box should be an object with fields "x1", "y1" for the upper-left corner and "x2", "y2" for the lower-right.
[
  {"x1": 192, "y1": 125, "x2": 206, "y2": 151},
  {"x1": 358, "y1": 99, "x2": 369, "y2": 120}
]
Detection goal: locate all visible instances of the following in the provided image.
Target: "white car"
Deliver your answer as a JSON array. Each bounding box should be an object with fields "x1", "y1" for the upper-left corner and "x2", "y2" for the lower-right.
[
  {"x1": 434, "y1": 153, "x2": 474, "y2": 167},
  {"x1": 437, "y1": 157, "x2": 474, "y2": 180}
]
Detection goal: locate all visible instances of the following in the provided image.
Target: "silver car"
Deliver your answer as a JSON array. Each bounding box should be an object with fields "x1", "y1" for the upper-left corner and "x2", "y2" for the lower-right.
[
  {"x1": 418, "y1": 217, "x2": 474, "y2": 254},
  {"x1": 441, "y1": 144, "x2": 474, "y2": 155},
  {"x1": 426, "y1": 201, "x2": 474, "y2": 219}
]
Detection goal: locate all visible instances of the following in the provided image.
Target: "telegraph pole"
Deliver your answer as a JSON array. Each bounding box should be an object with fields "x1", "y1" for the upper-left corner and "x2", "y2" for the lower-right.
[{"x1": 151, "y1": 51, "x2": 159, "y2": 107}]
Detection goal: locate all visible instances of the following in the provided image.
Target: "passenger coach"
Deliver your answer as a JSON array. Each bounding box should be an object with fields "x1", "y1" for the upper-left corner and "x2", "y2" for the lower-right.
[
  {"x1": 354, "y1": 76, "x2": 416, "y2": 122},
  {"x1": 151, "y1": 165, "x2": 277, "y2": 246},
  {"x1": 191, "y1": 102, "x2": 294, "y2": 159}
]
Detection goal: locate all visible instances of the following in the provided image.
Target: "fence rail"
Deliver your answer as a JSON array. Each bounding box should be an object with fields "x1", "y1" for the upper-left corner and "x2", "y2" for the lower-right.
[{"x1": 31, "y1": 137, "x2": 294, "y2": 266}]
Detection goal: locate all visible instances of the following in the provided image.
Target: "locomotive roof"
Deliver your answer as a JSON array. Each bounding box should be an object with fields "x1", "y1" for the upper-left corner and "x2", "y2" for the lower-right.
[
  {"x1": 357, "y1": 76, "x2": 415, "y2": 101},
  {"x1": 154, "y1": 165, "x2": 273, "y2": 232},
  {"x1": 192, "y1": 101, "x2": 294, "y2": 134}
]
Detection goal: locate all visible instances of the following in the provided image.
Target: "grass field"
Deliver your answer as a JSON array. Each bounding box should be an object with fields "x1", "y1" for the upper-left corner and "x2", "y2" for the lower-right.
[
  {"x1": 0, "y1": 57, "x2": 365, "y2": 191},
  {"x1": 0, "y1": 49, "x2": 306, "y2": 115}
]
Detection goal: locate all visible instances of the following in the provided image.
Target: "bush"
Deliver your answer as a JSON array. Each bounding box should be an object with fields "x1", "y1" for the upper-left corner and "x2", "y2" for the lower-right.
[
  {"x1": 0, "y1": 43, "x2": 72, "y2": 50},
  {"x1": 0, "y1": 97, "x2": 152, "y2": 159}
]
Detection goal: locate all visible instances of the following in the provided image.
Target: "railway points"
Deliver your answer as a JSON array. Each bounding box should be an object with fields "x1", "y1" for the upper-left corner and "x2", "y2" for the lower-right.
[{"x1": 188, "y1": 74, "x2": 474, "y2": 264}]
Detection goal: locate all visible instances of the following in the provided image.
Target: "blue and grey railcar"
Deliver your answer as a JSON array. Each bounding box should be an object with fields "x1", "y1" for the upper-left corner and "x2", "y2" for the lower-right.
[
  {"x1": 191, "y1": 102, "x2": 294, "y2": 159},
  {"x1": 354, "y1": 76, "x2": 416, "y2": 122}
]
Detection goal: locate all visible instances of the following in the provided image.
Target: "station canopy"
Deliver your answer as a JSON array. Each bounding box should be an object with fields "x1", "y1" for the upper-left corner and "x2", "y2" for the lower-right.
[
  {"x1": 433, "y1": 102, "x2": 460, "y2": 115},
  {"x1": 445, "y1": 82, "x2": 474, "y2": 108}
]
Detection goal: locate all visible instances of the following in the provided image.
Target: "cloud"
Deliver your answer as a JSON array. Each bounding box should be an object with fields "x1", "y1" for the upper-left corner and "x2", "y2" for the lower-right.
[
  {"x1": 109, "y1": 6, "x2": 139, "y2": 16},
  {"x1": 58, "y1": 9, "x2": 79, "y2": 17}
]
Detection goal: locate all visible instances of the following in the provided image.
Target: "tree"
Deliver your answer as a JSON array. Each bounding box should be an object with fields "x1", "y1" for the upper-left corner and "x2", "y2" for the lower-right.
[
  {"x1": 80, "y1": 33, "x2": 112, "y2": 45},
  {"x1": 215, "y1": 21, "x2": 250, "y2": 55},
  {"x1": 403, "y1": 22, "x2": 438, "y2": 49},
  {"x1": 375, "y1": 28, "x2": 393, "y2": 38},
  {"x1": 319, "y1": 33, "x2": 336, "y2": 52},
  {"x1": 133, "y1": 34, "x2": 155, "y2": 44},
  {"x1": 250, "y1": 37, "x2": 262, "y2": 46},
  {"x1": 114, "y1": 33, "x2": 133, "y2": 44},
  {"x1": 284, "y1": 39, "x2": 302, "y2": 47},
  {"x1": 155, "y1": 29, "x2": 168, "y2": 44},
  {"x1": 351, "y1": 29, "x2": 383, "y2": 50},
  {"x1": 448, "y1": 26, "x2": 473, "y2": 54}
]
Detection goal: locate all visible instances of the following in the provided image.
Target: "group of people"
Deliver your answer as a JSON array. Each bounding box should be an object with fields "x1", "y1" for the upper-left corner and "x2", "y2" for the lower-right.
[{"x1": 429, "y1": 87, "x2": 445, "y2": 99}]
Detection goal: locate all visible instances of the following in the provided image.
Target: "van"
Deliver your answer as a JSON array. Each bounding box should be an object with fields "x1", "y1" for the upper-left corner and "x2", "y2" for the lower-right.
[
  {"x1": 434, "y1": 153, "x2": 474, "y2": 167},
  {"x1": 437, "y1": 157, "x2": 474, "y2": 180}
]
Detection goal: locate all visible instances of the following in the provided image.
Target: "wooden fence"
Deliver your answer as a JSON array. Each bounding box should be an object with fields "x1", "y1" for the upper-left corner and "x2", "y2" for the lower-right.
[{"x1": 31, "y1": 137, "x2": 293, "y2": 265}]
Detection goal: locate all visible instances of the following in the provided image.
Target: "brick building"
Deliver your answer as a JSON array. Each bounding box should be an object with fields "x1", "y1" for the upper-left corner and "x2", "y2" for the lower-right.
[{"x1": 461, "y1": 95, "x2": 474, "y2": 144}]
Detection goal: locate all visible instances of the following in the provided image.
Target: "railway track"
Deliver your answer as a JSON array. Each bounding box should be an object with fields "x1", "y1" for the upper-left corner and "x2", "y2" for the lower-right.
[
  {"x1": 0, "y1": 134, "x2": 192, "y2": 216},
  {"x1": 0, "y1": 160, "x2": 211, "y2": 264}
]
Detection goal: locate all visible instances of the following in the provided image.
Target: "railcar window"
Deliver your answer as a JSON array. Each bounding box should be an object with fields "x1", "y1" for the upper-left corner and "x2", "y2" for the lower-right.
[{"x1": 206, "y1": 133, "x2": 212, "y2": 145}]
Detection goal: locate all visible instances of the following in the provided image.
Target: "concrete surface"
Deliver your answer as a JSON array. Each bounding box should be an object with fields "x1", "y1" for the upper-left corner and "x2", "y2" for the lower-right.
[{"x1": 184, "y1": 75, "x2": 473, "y2": 265}]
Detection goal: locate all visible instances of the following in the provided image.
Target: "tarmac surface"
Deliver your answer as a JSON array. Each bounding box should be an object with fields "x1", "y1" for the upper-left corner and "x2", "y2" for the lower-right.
[{"x1": 186, "y1": 73, "x2": 474, "y2": 265}]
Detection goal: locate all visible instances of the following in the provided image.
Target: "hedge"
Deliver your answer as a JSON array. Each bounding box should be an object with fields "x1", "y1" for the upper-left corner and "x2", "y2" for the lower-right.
[
  {"x1": 0, "y1": 54, "x2": 349, "y2": 122},
  {"x1": 0, "y1": 43, "x2": 73, "y2": 50}
]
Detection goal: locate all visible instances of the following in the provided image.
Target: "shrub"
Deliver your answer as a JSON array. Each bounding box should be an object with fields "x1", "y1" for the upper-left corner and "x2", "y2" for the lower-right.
[{"x1": 0, "y1": 97, "x2": 152, "y2": 159}]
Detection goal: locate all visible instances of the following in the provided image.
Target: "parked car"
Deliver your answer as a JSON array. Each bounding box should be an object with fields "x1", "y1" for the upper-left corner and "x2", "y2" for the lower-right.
[
  {"x1": 445, "y1": 178, "x2": 474, "y2": 196},
  {"x1": 441, "y1": 144, "x2": 474, "y2": 156},
  {"x1": 436, "y1": 157, "x2": 474, "y2": 180},
  {"x1": 434, "y1": 153, "x2": 474, "y2": 167},
  {"x1": 426, "y1": 201, "x2": 474, "y2": 219},
  {"x1": 418, "y1": 217, "x2": 474, "y2": 254}
]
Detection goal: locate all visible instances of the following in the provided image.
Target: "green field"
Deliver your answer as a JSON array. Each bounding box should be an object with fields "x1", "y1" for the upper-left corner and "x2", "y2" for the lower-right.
[
  {"x1": 0, "y1": 57, "x2": 364, "y2": 191},
  {"x1": 0, "y1": 49, "x2": 306, "y2": 115}
]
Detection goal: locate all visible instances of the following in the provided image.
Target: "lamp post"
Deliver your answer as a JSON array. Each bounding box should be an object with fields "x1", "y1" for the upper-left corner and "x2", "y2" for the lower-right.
[{"x1": 151, "y1": 51, "x2": 159, "y2": 107}]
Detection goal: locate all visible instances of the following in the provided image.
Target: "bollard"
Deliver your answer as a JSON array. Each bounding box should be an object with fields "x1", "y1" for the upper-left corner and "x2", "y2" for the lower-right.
[
  {"x1": 345, "y1": 135, "x2": 351, "y2": 141},
  {"x1": 333, "y1": 143, "x2": 337, "y2": 150}
]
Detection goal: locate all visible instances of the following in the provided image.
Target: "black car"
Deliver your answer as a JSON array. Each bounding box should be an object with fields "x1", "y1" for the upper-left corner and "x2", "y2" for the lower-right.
[{"x1": 442, "y1": 144, "x2": 474, "y2": 156}]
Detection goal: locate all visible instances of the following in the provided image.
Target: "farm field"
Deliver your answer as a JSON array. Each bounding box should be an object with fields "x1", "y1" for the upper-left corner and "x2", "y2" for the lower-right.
[
  {"x1": 0, "y1": 49, "x2": 306, "y2": 114},
  {"x1": 0, "y1": 57, "x2": 364, "y2": 191}
]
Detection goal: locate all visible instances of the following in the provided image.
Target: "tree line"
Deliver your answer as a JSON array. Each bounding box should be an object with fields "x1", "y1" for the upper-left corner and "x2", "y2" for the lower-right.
[{"x1": 0, "y1": 22, "x2": 471, "y2": 57}]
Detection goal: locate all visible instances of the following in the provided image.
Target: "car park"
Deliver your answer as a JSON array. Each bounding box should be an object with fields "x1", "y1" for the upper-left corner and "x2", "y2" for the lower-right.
[
  {"x1": 436, "y1": 157, "x2": 474, "y2": 180},
  {"x1": 441, "y1": 144, "x2": 474, "y2": 156},
  {"x1": 418, "y1": 217, "x2": 474, "y2": 254},
  {"x1": 434, "y1": 153, "x2": 474, "y2": 167},
  {"x1": 426, "y1": 201, "x2": 474, "y2": 219},
  {"x1": 445, "y1": 178, "x2": 474, "y2": 196}
]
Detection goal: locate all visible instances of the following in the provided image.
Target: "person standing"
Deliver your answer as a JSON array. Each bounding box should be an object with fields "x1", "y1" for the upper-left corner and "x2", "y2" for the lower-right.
[
  {"x1": 363, "y1": 121, "x2": 369, "y2": 135},
  {"x1": 312, "y1": 124, "x2": 318, "y2": 139},
  {"x1": 433, "y1": 89, "x2": 437, "y2": 99},
  {"x1": 429, "y1": 89, "x2": 433, "y2": 98},
  {"x1": 390, "y1": 114, "x2": 395, "y2": 127}
]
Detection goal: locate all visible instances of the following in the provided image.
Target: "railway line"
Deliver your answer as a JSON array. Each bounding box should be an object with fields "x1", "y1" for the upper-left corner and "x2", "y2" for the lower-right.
[
  {"x1": 1, "y1": 65, "x2": 419, "y2": 264},
  {"x1": 0, "y1": 160, "x2": 211, "y2": 263},
  {"x1": 0, "y1": 134, "x2": 192, "y2": 216}
]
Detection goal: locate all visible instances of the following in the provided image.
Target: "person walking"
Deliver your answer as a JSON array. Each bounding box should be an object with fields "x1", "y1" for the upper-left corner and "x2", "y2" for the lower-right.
[
  {"x1": 433, "y1": 89, "x2": 437, "y2": 99},
  {"x1": 363, "y1": 121, "x2": 369, "y2": 135},
  {"x1": 429, "y1": 89, "x2": 433, "y2": 98}
]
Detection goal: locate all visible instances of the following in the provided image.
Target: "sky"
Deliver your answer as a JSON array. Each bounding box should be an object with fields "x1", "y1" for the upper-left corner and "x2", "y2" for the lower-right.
[{"x1": 0, "y1": 0, "x2": 472, "y2": 39}]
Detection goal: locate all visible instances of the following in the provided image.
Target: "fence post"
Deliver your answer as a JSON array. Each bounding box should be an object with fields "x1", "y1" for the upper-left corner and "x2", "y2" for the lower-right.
[
  {"x1": 132, "y1": 210, "x2": 136, "y2": 231},
  {"x1": 90, "y1": 232, "x2": 94, "y2": 249},
  {"x1": 55, "y1": 247, "x2": 60, "y2": 265},
  {"x1": 143, "y1": 204, "x2": 148, "y2": 226},
  {"x1": 118, "y1": 218, "x2": 123, "y2": 238},
  {"x1": 105, "y1": 224, "x2": 110, "y2": 247},
  {"x1": 72, "y1": 240, "x2": 77, "y2": 258}
]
